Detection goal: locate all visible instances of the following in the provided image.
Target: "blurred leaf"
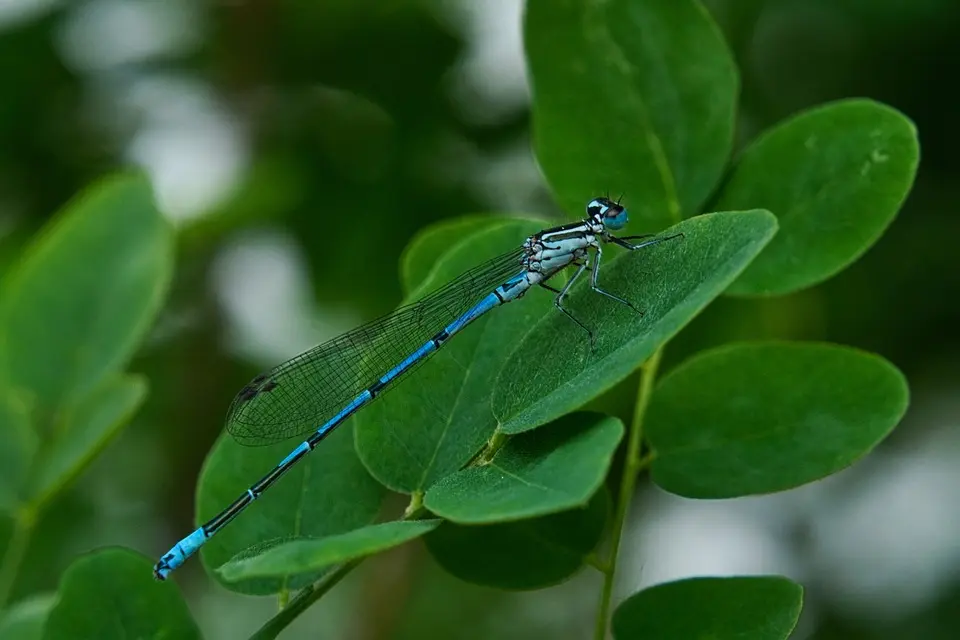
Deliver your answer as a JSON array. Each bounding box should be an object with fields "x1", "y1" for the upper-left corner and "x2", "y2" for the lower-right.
[
  {"x1": 0, "y1": 592, "x2": 56, "y2": 640},
  {"x1": 218, "y1": 519, "x2": 440, "y2": 581},
  {"x1": 0, "y1": 174, "x2": 173, "y2": 422},
  {"x1": 400, "y1": 214, "x2": 510, "y2": 292},
  {"x1": 0, "y1": 394, "x2": 36, "y2": 513},
  {"x1": 646, "y1": 341, "x2": 909, "y2": 498},
  {"x1": 720, "y1": 99, "x2": 920, "y2": 295},
  {"x1": 197, "y1": 423, "x2": 384, "y2": 595},
  {"x1": 424, "y1": 413, "x2": 622, "y2": 523},
  {"x1": 41, "y1": 548, "x2": 200, "y2": 640},
  {"x1": 526, "y1": 0, "x2": 738, "y2": 228},
  {"x1": 612, "y1": 576, "x2": 802, "y2": 639},
  {"x1": 425, "y1": 488, "x2": 608, "y2": 590},
  {"x1": 494, "y1": 209, "x2": 778, "y2": 434},
  {"x1": 27, "y1": 375, "x2": 146, "y2": 509},
  {"x1": 356, "y1": 218, "x2": 553, "y2": 493},
  {"x1": 307, "y1": 87, "x2": 396, "y2": 184}
]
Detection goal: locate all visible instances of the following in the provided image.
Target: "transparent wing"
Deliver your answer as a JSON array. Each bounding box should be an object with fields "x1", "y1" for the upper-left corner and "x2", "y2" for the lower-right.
[{"x1": 226, "y1": 247, "x2": 527, "y2": 445}]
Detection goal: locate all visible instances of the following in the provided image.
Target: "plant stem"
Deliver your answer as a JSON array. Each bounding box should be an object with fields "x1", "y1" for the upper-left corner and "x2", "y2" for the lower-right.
[
  {"x1": 403, "y1": 491, "x2": 424, "y2": 519},
  {"x1": 584, "y1": 552, "x2": 610, "y2": 574},
  {"x1": 251, "y1": 492, "x2": 427, "y2": 638},
  {"x1": 0, "y1": 506, "x2": 36, "y2": 608},
  {"x1": 250, "y1": 559, "x2": 360, "y2": 640},
  {"x1": 479, "y1": 428, "x2": 507, "y2": 464},
  {"x1": 593, "y1": 348, "x2": 663, "y2": 640}
]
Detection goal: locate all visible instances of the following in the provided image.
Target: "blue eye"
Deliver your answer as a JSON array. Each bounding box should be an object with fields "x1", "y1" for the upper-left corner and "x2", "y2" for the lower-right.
[
  {"x1": 586, "y1": 196, "x2": 628, "y2": 229},
  {"x1": 604, "y1": 207, "x2": 628, "y2": 230}
]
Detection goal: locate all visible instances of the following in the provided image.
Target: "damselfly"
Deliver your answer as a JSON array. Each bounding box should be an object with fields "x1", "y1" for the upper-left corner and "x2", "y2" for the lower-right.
[{"x1": 154, "y1": 197, "x2": 680, "y2": 580}]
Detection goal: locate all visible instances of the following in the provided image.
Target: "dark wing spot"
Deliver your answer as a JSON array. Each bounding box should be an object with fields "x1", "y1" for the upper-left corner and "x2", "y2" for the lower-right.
[
  {"x1": 237, "y1": 386, "x2": 259, "y2": 402},
  {"x1": 236, "y1": 375, "x2": 278, "y2": 403}
]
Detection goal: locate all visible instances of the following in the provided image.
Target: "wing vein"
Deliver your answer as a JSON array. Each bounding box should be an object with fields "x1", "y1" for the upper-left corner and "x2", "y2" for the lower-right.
[{"x1": 226, "y1": 247, "x2": 527, "y2": 446}]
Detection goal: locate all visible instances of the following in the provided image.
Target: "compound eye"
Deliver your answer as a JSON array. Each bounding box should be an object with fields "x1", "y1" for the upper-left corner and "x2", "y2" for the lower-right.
[{"x1": 603, "y1": 205, "x2": 628, "y2": 230}]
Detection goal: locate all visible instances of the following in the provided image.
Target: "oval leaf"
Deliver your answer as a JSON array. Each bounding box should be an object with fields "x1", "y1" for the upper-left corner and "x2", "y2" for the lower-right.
[
  {"x1": 424, "y1": 413, "x2": 622, "y2": 523},
  {"x1": 494, "y1": 209, "x2": 778, "y2": 434},
  {"x1": 425, "y1": 489, "x2": 608, "y2": 590},
  {"x1": 719, "y1": 99, "x2": 919, "y2": 295},
  {"x1": 646, "y1": 341, "x2": 909, "y2": 498},
  {"x1": 219, "y1": 519, "x2": 441, "y2": 581},
  {"x1": 612, "y1": 576, "x2": 802, "y2": 640},
  {"x1": 28, "y1": 375, "x2": 146, "y2": 509},
  {"x1": 41, "y1": 548, "x2": 200, "y2": 640},
  {"x1": 355, "y1": 218, "x2": 553, "y2": 493},
  {"x1": 197, "y1": 423, "x2": 384, "y2": 594},
  {"x1": 0, "y1": 174, "x2": 173, "y2": 419},
  {"x1": 527, "y1": 0, "x2": 738, "y2": 227}
]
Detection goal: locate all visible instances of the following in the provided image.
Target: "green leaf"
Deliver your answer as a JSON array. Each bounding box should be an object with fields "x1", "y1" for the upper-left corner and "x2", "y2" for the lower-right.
[
  {"x1": 526, "y1": 0, "x2": 738, "y2": 228},
  {"x1": 218, "y1": 519, "x2": 441, "y2": 581},
  {"x1": 612, "y1": 576, "x2": 803, "y2": 640},
  {"x1": 355, "y1": 218, "x2": 554, "y2": 493},
  {"x1": 494, "y1": 209, "x2": 778, "y2": 434},
  {"x1": 28, "y1": 375, "x2": 146, "y2": 509},
  {"x1": 424, "y1": 413, "x2": 622, "y2": 523},
  {"x1": 197, "y1": 422, "x2": 383, "y2": 594},
  {"x1": 646, "y1": 341, "x2": 909, "y2": 498},
  {"x1": 400, "y1": 214, "x2": 509, "y2": 292},
  {"x1": 41, "y1": 548, "x2": 200, "y2": 640},
  {"x1": 0, "y1": 593, "x2": 56, "y2": 640},
  {"x1": 0, "y1": 393, "x2": 36, "y2": 513},
  {"x1": 425, "y1": 488, "x2": 608, "y2": 590},
  {"x1": 719, "y1": 99, "x2": 919, "y2": 296},
  {"x1": 0, "y1": 174, "x2": 173, "y2": 421}
]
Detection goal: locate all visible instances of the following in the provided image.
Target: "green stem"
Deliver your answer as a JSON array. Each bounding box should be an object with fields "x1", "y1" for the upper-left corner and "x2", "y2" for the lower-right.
[
  {"x1": 251, "y1": 492, "x2": 427, "y2": 639},
  {"x1": 0, "y1": 507, "x2": 36, "y2": 608},
  {"x1": 593, "y1": 348, "x2": 663, "y2": 640},
  {"x1": 584, "y1": 552, "x2": 610, "y2": 574},
  {"x1": 635, "y1": 451, "x2": 656, "y2": 471},
  {"x1": 478, "y1": 428, "x2": 508, "y2": 464},
  {"x1": 403, "y1": 491, "x2": 424, "y2": 519},
  {"x1": 250, "y1": 560, "x2": 360, "y2": 640}
]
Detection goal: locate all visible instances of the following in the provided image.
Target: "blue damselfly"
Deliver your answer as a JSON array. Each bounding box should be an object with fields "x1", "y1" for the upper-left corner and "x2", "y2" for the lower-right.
[{"x1": 154, "y1": 197, "x2": 679, "y2": 580}]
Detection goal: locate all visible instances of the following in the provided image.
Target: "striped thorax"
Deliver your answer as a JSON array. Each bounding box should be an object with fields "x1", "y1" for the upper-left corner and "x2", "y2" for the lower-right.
[{"x1": 510, "y1": 196, "x2": 629, "y2": 296}]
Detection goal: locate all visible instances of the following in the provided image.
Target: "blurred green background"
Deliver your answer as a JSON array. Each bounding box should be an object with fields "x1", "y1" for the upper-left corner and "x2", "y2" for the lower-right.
[{"x1": 0, "y1": 0, "x2": 957, "y2": 638}]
